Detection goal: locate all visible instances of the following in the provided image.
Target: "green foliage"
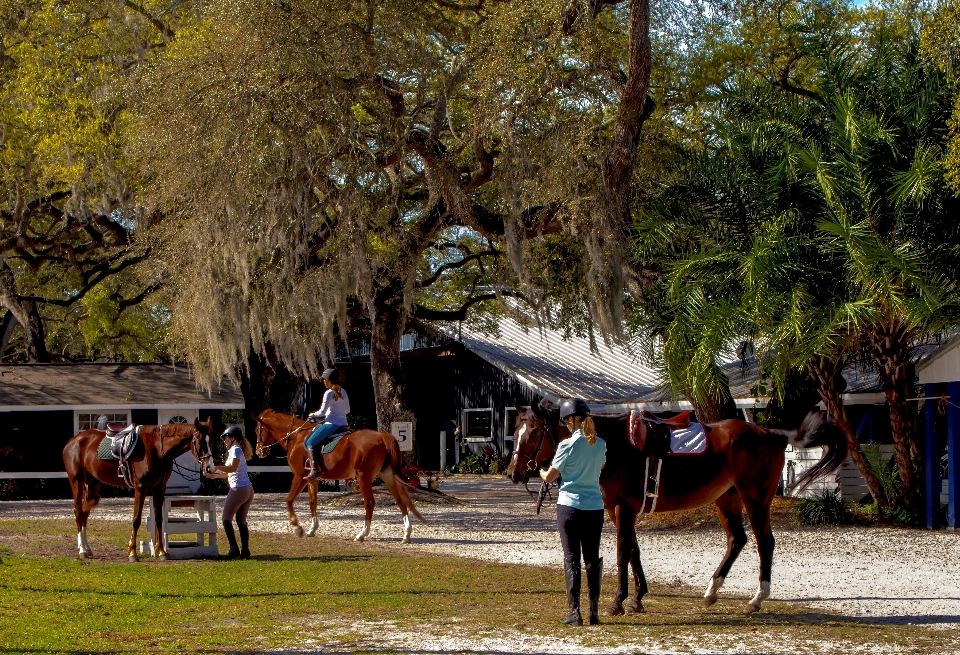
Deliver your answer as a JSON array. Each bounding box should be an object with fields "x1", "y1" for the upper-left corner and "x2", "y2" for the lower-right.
[
  {"x1": 794, "y1": 489, "x2": 849, "y2": 525},
  {"x1": 444, "y1": 449, "x2": 509, "y2": 475},
  {"x1": 861, "y1": 444, "x2": 903, "y2": 509}
]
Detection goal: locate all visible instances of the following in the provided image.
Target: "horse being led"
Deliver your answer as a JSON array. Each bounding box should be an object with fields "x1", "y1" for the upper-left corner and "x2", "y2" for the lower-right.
[
  {"x1": 62, "y1": 417, "x2": 216, "y2": 561},
  {"x1": 253, "y1": 409, "x2": 424, "y2": 543},
  {"x1": 506, "y1": 399, "x2": 847, "y2": 615}
]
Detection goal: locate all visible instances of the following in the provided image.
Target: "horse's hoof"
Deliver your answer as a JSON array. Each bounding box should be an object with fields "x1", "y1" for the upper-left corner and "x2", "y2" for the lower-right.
[
  {"x1": 703, "y1": 595, "x2": 718, "y2": 608},
  {"x1": 128, "y1": 554, "x2": 139, "y2": 563},
  {"x1": 354, "y1": 535, "x2": 365, "y2": 542},
  {"x1": 294, "y1": 526, "x2": 305, "y2": 538},
  {"x1": 305, "y1": 530, "x2": 316, "y2": 537},
  {"x1": 604, "y1": 602, "x2": 624, "y2": 617},
  {"x1": 624, "y1": 599, "x2": 645, "y2": 614},
  {"x1": 158, "y1": 553, "x2": 169, "y2": 561},
  {"x1": 401, "y1": 537, "x2": 411, "y2": 544},
  {"x1": 78, "y1": 551, "x2": 88, "y2": 560},
  {"x1": 744, "y1": 602, "x2": 761, "y2": 614}
]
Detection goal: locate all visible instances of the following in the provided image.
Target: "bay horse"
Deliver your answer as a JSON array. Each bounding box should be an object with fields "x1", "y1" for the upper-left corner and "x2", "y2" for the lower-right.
[
  {"x1": 253, "y1": 409, "x2": 423, "y2": 543},
  {"x1": 62, "y1": 417, "x2": 216, "y2": 561},
  {"x1": 506, "y1": 399, "x2": 847, "y2": 614}
]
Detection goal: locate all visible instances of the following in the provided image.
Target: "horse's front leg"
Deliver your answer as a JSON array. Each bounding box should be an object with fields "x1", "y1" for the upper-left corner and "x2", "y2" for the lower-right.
[
  {"x1": 152, "y1": 489, "x2": 169, "y2": 560},
  {"x1": 625, "y1": 527, "x2": 647, "y2": 613},
  {"x1": 127, "y1": 486, "x2": 147, "y2": 562},
  {"x1": 287, "y1": 474, "x2": 307, "y2": 538},
  {"x1": 605, "y1": 503, "x2": 637, "y2": 616},
  {"x1": 305, "y1": 480, "x2": 319, "y2": 537}
]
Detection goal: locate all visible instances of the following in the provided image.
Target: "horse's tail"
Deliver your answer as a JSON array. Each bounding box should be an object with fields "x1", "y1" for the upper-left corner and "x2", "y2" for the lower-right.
[
  {"x1": 381, "y1": 432, "x2": 425, "y2": 523},
  {"x1": 773, "y1": 410, "x2": 848, "y2": 493}
]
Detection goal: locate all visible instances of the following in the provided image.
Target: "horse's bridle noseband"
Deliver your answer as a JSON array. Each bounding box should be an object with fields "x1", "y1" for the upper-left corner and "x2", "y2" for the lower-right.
[{"x1": 510, "y1": 411, "x2": 558, "y2": 475}]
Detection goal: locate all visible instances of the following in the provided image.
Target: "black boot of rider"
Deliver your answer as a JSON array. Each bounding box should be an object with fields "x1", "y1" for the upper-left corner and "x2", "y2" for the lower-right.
[
  {"x1": 238, "y1": 524, "x2": 250, "y2": 560},
  {"x1": 222, "y1": 522, "x2": 241, "y2": 560},
  {"x1": 303, "y1": 444, "x2": 323, "y2": 481},
  {"x1": 587, "y1": 557, "x2": 603, "y2": 625},
  {"x1": 561, "y1": 561, "x2": 583, "y2": 626}
]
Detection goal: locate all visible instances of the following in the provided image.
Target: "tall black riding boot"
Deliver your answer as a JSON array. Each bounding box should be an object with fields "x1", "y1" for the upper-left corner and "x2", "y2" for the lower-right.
[
  {"x1": 238, "y1": 524, "x2": 250, "y2": 560},
  {"x1": 222, "y1": 522, "x2": 240, "y2": 560},
  {"x1": 561, "y1": 560, "x2": 583, "y2": 626},
  {"x1": 304, "y1": 444, "x2": 323, "y2": 481},
  {"x1": 587, "y1": 557, "x2": 603, "y2": 625}
]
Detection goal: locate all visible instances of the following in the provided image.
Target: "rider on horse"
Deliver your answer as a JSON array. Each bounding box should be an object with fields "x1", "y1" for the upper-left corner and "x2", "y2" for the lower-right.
[{"x1": 304, "y1": 368, "x2": 350, "y2": 481}]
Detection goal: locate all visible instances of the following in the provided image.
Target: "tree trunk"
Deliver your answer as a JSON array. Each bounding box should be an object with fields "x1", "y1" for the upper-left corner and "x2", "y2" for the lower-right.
[
  {"x1": 807, "y1": 354, "x2": 891, "y2": 509},
  {"x1": 0, "y1": 259, "x2": 49, "y2": 362},
  {"x1": 688, "y1": 377, "x2": 739, "y2": 424},
  {"x1": 368, "y1": 282, "x2": 418, "y2": 462},
  {"x1": 866, "y1": 319, "x2": 922, "y2": 516},
  {"x1": 239, "y1": 343, "x2": 305, "y2": 440}
]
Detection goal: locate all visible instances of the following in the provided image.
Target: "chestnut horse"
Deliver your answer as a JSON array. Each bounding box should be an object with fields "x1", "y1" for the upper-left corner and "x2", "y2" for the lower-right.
[
  {"x1": 253, "y1": 409, "x2": 423, "y2": 543},
  {"x1": 62, "y1": 417, "x2": 216, "y2": 561},
  {"x1": 506, "y1": 400, "x2": 847, "y2": 614}
]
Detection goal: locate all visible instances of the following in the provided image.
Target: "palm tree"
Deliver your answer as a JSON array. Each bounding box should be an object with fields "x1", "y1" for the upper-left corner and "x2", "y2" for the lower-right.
[{"x1": 634, "y1": 7, "x2": 959, "y2": 517}]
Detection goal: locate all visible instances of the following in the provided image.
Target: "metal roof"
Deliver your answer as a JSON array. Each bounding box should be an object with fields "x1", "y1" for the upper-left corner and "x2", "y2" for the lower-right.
[
  {"x1": 452, "y1": 316, "x2": 950, "y2": 407},
  {"x1": 455, "y1": 318, "x2": 666, "y2": 405},
  {"x1": 0, "y1": 363, "x2": 244, "y2": 409}
]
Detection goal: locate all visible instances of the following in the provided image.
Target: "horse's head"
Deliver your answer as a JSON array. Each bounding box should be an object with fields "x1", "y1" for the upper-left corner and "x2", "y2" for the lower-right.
[
  {"x1": 254, "y1": 409, "x2": 276, "y2": 459},
  {"x1": 506, "y1": 398, "x2": 563, "y2": 485},
  {"x1": 191, "y1": 416, "x2": 217, "y2": 474}
]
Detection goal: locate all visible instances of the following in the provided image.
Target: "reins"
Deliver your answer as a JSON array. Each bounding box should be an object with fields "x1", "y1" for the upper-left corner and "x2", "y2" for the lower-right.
[{"x1": 255, "y1": 413, "x2": 313, "y2": 456}]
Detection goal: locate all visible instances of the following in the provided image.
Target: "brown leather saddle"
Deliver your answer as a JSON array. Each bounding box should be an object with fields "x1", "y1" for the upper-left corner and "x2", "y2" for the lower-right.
[{"x1": 627, "y1": 410, "x2": 707, "y2": 514}]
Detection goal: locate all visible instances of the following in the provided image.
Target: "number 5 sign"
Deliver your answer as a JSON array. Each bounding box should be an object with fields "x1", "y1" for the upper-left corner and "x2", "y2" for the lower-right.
[{"x1": 391, "y1": 421, "x2": 414, "y2": 452}]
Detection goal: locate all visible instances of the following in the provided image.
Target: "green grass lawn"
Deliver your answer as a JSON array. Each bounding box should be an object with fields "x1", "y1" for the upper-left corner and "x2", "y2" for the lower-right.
[{"x1": 0, "y1": 518, "x2": 955, "y2": 654}]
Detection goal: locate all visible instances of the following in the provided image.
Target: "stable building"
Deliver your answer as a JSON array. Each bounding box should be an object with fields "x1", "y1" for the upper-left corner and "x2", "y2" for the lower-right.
[{"x1": 0, "y1": 363, "x2": 244, "y2": 492}]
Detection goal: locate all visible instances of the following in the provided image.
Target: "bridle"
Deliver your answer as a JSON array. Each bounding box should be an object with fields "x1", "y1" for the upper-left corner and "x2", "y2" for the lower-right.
[
  {"x1": 510, "y1": 410, "x2": 559, "y2": 478},
  {"x1": 189, "y1": 426, "x2": 216, "y2": 473},
  {"x1": 254, "y1": 412, "x2": 313, "y2": 458}
]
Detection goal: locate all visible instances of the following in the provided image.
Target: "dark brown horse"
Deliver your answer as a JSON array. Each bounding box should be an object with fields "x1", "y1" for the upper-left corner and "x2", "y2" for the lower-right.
[
  {"x1": 62, "y1": 417, "x2": 216, "y2": 561},
  {"x1": 506, "y1": 400, "x2": 847, "y2": 614},
  {"x1": 253, "y1": 409, "x2": 423, "y2": 542}
]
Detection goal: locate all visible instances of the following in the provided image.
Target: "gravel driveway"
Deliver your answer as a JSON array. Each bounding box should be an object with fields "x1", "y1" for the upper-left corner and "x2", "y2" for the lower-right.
[{"x1": 3, "y1": 475, "x2": 959, "y2": 631}]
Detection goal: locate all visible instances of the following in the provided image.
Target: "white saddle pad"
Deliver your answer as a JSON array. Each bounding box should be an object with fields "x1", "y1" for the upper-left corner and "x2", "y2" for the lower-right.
[{"x1": 670, "y1": 423, "x2": 706, "y2": 453}]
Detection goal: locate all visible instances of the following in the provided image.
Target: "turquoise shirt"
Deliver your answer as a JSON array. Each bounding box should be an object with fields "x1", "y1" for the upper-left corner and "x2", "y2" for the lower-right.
[{"x1": 551, "y1": 429, "x2": 606, "y2": 510}]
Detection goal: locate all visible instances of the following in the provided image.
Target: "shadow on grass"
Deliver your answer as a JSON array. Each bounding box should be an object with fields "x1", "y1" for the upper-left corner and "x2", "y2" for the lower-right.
[{"x1": 0, "y1": 582, "x2": 557, "y2": 600}]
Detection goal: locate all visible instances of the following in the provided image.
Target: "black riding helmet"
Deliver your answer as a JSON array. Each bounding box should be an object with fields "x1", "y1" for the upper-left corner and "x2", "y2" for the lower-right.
[
  {"x1": 559, "y1": 397, "x2": 589, "y2": 421},
  {"x1": 320, "y1": 368, "x2": 339, "y2": 383},
  {"x1": 221, "y1": 426, "x2": 244, "y2": 440}
]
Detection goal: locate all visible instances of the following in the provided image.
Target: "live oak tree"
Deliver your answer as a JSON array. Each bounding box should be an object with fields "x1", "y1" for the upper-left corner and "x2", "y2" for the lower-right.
[
  {"x1": 131, "y1": 0, "x2": 656, "y2": 447},
  {"x1": 0, "y1": 0, "x2": 192, "y2": 362}
]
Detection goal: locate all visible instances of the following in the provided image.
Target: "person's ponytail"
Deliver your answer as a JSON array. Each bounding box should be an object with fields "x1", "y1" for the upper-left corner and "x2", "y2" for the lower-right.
[
  {"x1": 331, "y1": 383, "x2": 343, "y2": 402},
  {"x1": 238, "y1": 436, "x2": 253, "y2": 460},
  {"x1": 582, "y1": 416, "x2": 597, "y2": 445}
]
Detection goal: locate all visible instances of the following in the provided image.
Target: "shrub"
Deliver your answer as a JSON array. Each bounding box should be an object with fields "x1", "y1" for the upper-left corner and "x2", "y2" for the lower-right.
[
  {"x1": 445, "y1": 447, "x2": 508, "y2": 475},
  {"x1": 795, "y1": 489, "x2": 848, "y2": 525}
]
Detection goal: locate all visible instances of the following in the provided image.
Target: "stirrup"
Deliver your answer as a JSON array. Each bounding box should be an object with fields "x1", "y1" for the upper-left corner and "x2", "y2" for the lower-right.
[{"x1": 640, "y1": 457, "x2": 662, "y2": 515}]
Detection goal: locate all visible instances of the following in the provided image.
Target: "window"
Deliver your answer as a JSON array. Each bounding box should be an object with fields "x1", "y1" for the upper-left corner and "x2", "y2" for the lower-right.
[
  {"x1": 78, "y1": 412, "x2": 129, "y2": 431},
  {"x1": 168, "y1": 415, "x2": 189, "y2": 424},
  {"x1": 463, "y1": 408, "x2": 493, "y2": 442}
]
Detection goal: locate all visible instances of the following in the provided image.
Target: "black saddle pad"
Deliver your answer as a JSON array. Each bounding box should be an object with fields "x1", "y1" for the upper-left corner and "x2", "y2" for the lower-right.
[{"x1": 97, "y1": 436, "x2": 119, "y2": 461}]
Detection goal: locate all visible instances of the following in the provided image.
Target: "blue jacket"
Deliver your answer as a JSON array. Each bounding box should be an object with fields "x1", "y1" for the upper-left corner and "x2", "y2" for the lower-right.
[{"x1": 550, "y1": 429, "x2": 606, "y2": 510}]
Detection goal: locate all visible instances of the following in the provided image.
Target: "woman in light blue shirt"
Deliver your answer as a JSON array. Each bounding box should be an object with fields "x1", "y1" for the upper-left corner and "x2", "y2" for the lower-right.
[{"x1": 540, "y1": 397, "x2": 606, "y2": 626}]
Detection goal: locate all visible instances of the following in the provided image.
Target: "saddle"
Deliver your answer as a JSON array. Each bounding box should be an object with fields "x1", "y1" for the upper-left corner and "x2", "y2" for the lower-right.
[
  {"x1": 321, "y1": 431, "x2": 349, "y2": 455},
  {"x1": 97, "y1": 424, "x2": 141, "y2": 487},
  {"x1": 628, "y1": 410, "x2": 707, "y2": 515}
]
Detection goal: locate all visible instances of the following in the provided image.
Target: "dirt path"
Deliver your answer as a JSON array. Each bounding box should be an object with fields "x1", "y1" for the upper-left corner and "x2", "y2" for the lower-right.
[{"x1": 3, "y1": 475, "x2": 958, "y2": 629}]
